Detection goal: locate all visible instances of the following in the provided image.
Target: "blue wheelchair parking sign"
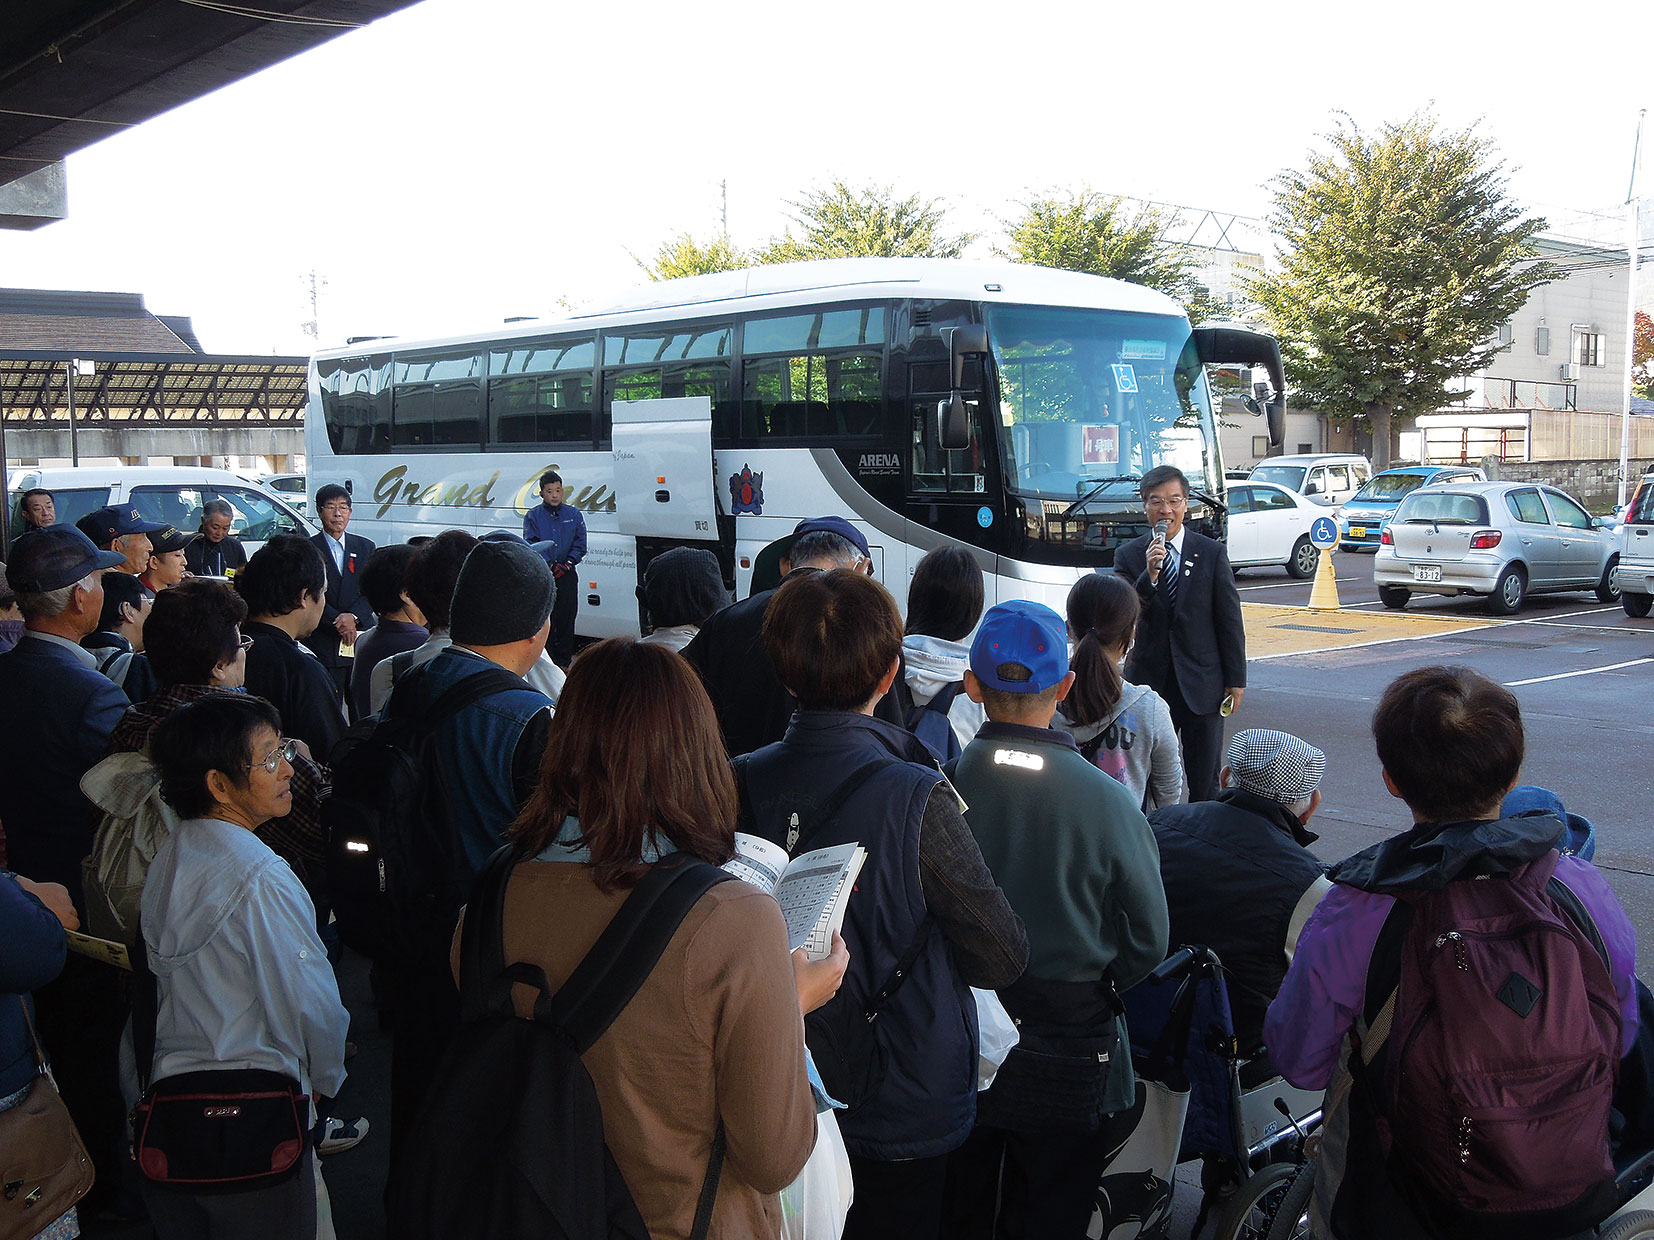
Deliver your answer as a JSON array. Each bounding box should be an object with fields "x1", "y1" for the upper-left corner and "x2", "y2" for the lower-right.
[{"x1": 1310, "y1": 517, "x2": 1339, "y2": 549}]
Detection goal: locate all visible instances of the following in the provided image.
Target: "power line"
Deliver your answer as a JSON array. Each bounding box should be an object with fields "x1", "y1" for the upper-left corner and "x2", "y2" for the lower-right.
[{"x1": 173, "y1": 0, "x2": 364, "y2": 29}]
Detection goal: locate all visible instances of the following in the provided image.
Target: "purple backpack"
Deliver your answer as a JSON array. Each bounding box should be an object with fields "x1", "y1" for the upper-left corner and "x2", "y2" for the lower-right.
[{"x1": 1370, "y1": 849, "x2": 1622, "y2": 1236}]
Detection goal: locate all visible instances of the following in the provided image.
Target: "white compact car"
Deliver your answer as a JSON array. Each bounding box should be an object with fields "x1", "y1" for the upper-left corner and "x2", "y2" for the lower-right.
[
  {"x1": 1225, "y1": 480, "x2": 1325, "y2": 578},
  {"x1": 8, "y1": 466, "x2": 314, "y2": 553}
]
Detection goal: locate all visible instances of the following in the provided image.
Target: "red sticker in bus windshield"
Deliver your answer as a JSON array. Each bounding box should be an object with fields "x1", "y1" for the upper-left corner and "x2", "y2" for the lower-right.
[{"x1": 1082, "y1": 425, "x2": 1119, "y2": 465}]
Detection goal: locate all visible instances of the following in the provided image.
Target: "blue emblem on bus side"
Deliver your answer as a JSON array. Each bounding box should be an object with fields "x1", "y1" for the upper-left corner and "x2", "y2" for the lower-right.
[
  {"x1": 730, "y1": 465, "x2": 764, "y2": 515},
  {"x1": 977, "y1": 506, "x2": 993, "y2": 528}
]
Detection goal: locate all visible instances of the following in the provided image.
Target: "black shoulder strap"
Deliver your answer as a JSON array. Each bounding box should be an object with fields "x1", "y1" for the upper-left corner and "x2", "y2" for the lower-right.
[
  {"x1": 864, "y1": 916, "x2": 934, "y2": 1024},
  {"x1": 730, "y1": 755, "x2": 755, "y2": 836},
  {"x1": 388, "y1": 663, "x2": 526, "y2": 734},
  {"x1": 890, "y1": 675, "x2": 918, "y2": 725},
  {"x1": 1547, "y1": 875, "x2": 1611, "y2": 972},
  {"x1": 789, "y1": 759, "x2": 892, "y2": 855},
  {"x1": 928, "y1": 680, "x2": 964, "y2": 716},
  {"x1": 131, "y1": 913, "x2": 159, "y2": 1093}
]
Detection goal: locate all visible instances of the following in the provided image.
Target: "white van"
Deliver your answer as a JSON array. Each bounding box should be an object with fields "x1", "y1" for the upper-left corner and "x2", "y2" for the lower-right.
[
  {"x1": 1245, "y1": 454, "x2": 1373, "y2": 509},
  {"x1": 7, "y1": 466, "x2": 314, "y2": 553}
]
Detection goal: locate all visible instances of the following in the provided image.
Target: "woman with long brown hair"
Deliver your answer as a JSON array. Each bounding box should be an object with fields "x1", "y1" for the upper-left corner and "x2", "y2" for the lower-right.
[{"x1": 490, "y1": 637, "x2": 820, "y2": 1240}]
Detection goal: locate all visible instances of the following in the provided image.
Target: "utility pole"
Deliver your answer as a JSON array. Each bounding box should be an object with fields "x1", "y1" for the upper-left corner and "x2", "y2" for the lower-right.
[
  {"x1": 301, "y1": 269, "x2": 327, "y2": 343},
  {"x1": 1620, "y1": 110, "x2": 1645, "y2": 510},
  {"x1": 721, "y1": 180, "x2": 728, "y2": 240}
]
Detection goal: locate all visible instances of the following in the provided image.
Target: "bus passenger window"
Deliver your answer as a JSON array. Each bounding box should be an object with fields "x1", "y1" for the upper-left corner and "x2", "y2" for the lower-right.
[{"x1": 741, "y1": 352, "x2": 882, "y2": 440}]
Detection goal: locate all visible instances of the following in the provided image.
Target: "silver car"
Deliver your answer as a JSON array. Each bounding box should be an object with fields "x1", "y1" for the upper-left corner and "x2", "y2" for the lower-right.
[{"x1": 1374, "y1": 481, "x2": 1620, "y2": 615}]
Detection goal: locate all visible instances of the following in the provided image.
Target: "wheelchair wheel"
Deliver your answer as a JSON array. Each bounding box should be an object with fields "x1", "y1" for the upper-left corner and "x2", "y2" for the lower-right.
[
  {"x1": 1210, "y1": 1162, "x2": 1300, "y2": 1240},
  {"x1": 1262, "y1": 1162, "x2": 1314, "y2": 1240},
  {"x1": 1599, "y1": 1210, "x2": 1654, "y2": 1239}
]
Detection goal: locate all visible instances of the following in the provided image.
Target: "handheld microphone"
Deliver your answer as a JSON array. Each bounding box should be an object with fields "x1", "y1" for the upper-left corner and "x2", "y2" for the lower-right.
[{"x1": 1152, "y1": 519, "x2": 1169, "y2": 546}]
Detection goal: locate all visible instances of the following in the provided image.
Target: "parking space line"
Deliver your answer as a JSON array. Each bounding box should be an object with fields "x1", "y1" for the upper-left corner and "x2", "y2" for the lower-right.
[{"x1": 1505, "y1": 658, "x2": 1654, "y2": 687}]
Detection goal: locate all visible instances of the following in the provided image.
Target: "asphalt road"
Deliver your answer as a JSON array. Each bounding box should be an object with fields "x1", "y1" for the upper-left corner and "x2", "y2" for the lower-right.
[{"x1": 1229, "y1": 549, "x2": 1654, "y2": 954}]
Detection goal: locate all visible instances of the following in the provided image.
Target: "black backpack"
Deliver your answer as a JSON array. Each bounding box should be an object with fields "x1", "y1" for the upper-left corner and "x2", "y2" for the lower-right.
[
  {"x1": 388, "y1": 846, "x2": 733, "y2": 1240},
  {"x1": 323, "y1": 663, "x2": 524, "y2": 965}
]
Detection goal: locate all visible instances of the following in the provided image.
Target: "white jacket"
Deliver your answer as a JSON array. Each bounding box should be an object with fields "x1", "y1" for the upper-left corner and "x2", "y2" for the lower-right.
[{"x1": 900, "y1": 634, "x2": 988, "y2": 753}]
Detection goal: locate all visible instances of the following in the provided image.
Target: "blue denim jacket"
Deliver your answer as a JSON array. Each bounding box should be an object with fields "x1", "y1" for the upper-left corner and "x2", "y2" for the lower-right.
[{"x1": 397, "y1": 647, "x2": 553, "y2": 876}]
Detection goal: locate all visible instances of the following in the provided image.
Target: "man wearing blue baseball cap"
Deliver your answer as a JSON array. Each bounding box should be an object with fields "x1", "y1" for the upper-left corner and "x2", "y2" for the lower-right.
[
  {"x1": 76, "y1": 503, "x2": 167, "y2": 576},
  {"x1": 942, "y1": 599, "x2": 1169, "y2": 1240},
  {"x1": 683, "y1": 514, "x2": 880, "y2": 756}
]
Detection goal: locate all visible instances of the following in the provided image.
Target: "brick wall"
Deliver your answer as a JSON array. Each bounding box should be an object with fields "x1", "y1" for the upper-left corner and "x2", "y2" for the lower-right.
[{"x1": 1479, "y1": 457, "x2": 1654, "y2": 510}]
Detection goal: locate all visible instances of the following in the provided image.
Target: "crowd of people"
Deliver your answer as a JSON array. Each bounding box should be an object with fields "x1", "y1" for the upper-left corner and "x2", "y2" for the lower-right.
[{"x1": 0, "y1": 465, "x2": 1644, "y2": 1240}]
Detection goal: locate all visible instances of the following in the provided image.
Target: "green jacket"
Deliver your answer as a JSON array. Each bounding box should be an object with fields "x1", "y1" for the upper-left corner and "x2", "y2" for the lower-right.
[{"x1": 949, "y1": 719, "x2": 1170, "y2": 1113}]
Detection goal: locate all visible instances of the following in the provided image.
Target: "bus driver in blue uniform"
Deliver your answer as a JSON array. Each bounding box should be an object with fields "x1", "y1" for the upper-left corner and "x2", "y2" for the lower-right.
[{"x1": 522, "y1": 470, "x2": 586, "y2": 668}]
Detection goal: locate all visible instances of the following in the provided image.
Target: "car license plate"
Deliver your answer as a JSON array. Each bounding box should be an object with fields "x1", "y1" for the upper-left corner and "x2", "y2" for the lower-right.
[
  {"x1": 1412, "y1": 564, "x2": 1443, "y2": 583},
  {"x1": 1349, "y1": 526, "x2": 1366, "y2": 538}
]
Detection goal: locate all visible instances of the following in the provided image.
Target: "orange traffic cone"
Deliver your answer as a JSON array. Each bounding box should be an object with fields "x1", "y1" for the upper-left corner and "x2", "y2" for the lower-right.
[{"x1": 1306, "y1": 545, "x2": 1341, "y2": 610}]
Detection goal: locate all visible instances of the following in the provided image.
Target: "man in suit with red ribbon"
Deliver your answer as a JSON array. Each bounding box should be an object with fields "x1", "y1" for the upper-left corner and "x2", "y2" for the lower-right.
[{"x1": 1112, "y1": 465, "x2": 1246, "y2": 802}]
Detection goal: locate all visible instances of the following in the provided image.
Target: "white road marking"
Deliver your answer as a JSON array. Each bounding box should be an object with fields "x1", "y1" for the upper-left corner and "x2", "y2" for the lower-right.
[{"x1": 1505, "y1": 658, "x2": 1654, "y2": 687}]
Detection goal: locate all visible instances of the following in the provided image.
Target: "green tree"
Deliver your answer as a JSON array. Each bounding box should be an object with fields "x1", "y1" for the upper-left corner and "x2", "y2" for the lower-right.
[
  {"x1": 1636, "y1": 309, "x2": 1654, "y2": 400},
  {"x1": 998, "y1": 190, "x2": 1199, "y2": 305},
  {"x1": 758, "y1": 180, "x2": 974, "y2": 263},
  {"x1": 1249, "y1": 115, "x2": 1557, "y2": 468},
  {"x1": 635, "y1": 232, "x2": 748, "y2": 281}
]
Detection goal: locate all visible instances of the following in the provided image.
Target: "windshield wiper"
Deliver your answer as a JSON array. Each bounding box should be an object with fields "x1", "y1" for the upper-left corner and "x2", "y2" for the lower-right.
[
  {"x1": 1192, "y1": 488, "x2": 1228, "y2": 515},
  {"x1": 1062, "y1": 474, "x2": 1142, "y2": 518}
]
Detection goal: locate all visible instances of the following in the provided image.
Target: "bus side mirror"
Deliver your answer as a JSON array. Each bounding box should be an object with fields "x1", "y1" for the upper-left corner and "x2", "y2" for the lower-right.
[
  {"x1": 937, "y1": 395, "x2": 971, "y2": 451},
  {"x1": 949, "y1": 325, "x2": 989, "y2": 390}
]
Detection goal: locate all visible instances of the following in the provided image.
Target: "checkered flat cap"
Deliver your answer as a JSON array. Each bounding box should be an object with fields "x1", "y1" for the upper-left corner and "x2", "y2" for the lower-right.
[{"x1": 1227, "y1": 729, "x2": 1325, "y2": 802}]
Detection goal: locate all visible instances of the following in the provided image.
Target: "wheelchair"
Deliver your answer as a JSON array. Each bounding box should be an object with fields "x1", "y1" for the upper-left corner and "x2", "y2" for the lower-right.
[
  {"x1": 1087, "y1": 945, "x2": 1322, "y2": 1240},
  {"x1": 1261, "y1": 1126, "x2": 1654, "y2": 1238}
]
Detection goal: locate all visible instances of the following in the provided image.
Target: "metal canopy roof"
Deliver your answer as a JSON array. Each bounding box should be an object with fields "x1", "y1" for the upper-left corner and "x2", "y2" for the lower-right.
[
  {"x1": 0, "y1": 353, "x2": 307, "y2": 424},
  {"x1": 0, "y1": 0, "x2": 418, "y2": 190}
]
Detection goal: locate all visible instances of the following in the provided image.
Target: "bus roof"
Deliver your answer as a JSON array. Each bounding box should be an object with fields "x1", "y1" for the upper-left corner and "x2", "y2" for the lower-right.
[{"x1": 312, "y1": 258, "x2": 1187, "y2": 362}]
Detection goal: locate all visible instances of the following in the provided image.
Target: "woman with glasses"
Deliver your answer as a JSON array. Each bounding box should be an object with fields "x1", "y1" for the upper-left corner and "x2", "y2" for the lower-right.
[
  {"x1": 133, "y1": 693, "x2": 349, "y2": 1239},
  {"x1": 102, "y1": 579, "x2": 328, "y2": 897}
]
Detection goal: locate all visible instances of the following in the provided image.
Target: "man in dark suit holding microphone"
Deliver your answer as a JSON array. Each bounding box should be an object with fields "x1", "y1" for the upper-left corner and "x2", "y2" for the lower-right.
[
  {"x1": 1113, "y1": 465, "x2": 1246, "y2": 801},
  {"x1": 306, "y1": 483, "x2": 377, "y2": 711}
]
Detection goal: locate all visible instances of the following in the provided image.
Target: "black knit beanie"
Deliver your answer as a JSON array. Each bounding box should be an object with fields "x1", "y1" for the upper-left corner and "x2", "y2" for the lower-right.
[{"x1": 448, "y1": 539, "x2": 554, "y2": 646}]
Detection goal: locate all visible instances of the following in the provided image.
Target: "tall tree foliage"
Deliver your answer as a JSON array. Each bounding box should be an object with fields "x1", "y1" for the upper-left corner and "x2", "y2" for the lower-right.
[
  {"x1": 1249, "y1": 115, "x2": 1556, "y2": 468},
  {"x1": 1636, "y1": 309, "x2": 1654, "y2": 401},
  {"x1": 759, "y1": 180, "x2": 974, "y2": 263},
  {"x1": 999, "y1": 190, "x2": 1199, "y2": 306},
  {"x1": 636, "y1": 232, "x2": 748, "y2": 281}
]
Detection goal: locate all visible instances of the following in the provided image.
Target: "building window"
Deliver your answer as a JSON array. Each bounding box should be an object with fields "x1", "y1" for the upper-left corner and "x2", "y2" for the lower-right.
[
  {"x1": 1573, "y1": 329, "x2": 1604, "y2": 368},
  {"x1": 1535, "y1": 325, "x2": 1550, "y2": 356},
  {"x1": 1497, "y1": 322, "x2": 1513, "y2": 346}
]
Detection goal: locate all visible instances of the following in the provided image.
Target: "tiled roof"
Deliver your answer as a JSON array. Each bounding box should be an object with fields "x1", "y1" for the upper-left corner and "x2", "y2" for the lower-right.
[{"x1": 0, "y1": 288, "x2": 195, "y2": 353}]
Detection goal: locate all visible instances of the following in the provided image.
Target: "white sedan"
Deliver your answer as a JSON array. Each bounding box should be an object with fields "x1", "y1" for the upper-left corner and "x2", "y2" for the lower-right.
[{"x1": 1224, "y1": 481, "x2": 1325, "y2": 578}]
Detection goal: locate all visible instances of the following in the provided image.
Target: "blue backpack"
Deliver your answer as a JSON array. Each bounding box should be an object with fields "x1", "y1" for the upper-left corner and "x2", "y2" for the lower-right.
[{"x1": 895, "y1": 678, "x2": 964, "y2": 762}]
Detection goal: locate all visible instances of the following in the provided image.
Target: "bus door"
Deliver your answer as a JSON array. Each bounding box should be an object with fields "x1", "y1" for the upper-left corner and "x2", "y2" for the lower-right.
[
  {"x1": 613, "y1": 396, "x2": 724, "y2": 627},
  {"x1": 905, "y1": 328, "x2": 997, "y2": 598},
  {"x1": 613, "y1": 396, "x2": 719, "y2": 541}
]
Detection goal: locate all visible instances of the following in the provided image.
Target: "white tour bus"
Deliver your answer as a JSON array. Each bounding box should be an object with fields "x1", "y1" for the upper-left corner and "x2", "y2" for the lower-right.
[{"x1": 303, "y1": 258, "x2": 1284, "y2": 638}]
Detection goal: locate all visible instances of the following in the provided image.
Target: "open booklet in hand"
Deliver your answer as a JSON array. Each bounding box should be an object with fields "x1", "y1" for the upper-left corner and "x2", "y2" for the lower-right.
[{"x1": 725, "y1": 833, "x2": 866, "y2": 962}]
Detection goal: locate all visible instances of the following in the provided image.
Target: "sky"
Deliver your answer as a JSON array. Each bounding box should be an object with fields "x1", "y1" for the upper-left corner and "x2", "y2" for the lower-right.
[{"x1": 0, "y1": 0, "x2": 1648, "y2": 356}]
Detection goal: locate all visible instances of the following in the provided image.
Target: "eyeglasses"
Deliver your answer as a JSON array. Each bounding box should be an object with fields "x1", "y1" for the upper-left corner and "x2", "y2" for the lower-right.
[
  {"x1": 249, "y1": 738, "x2": 299, "y2": 774},
  {"x1": 235, "y1": 633, "x2": 255, "y2": 653}
]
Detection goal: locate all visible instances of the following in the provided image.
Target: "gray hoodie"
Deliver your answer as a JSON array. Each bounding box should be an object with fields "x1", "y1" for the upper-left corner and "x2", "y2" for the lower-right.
[
  {"x1": 901, "y1": 634, "x2": 988, "y2": 753},
  {"x1": 1055, "y1": 680, "x2": 1184, "y2": 811}
]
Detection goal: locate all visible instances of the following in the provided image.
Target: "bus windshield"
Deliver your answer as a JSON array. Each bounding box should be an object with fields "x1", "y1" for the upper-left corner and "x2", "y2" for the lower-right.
[{"x1": 986, "y1": 304, "x2": 1217, "y2": 502}]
